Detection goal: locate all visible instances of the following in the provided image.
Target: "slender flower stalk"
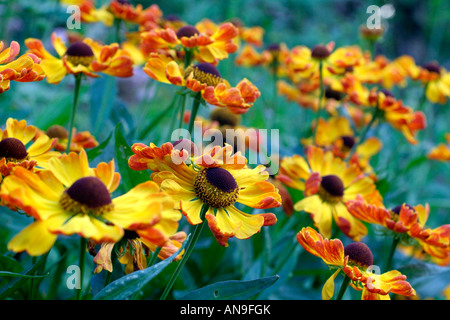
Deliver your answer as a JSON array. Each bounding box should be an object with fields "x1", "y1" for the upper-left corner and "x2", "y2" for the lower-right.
[
  {"x1": 188, "y1": 92, "x2": 202, "y2": 135},
  {"x1": 347, "y1": 103, "x2": 380, "y2": 160},
  {"x1": 76, "y1": 237, "x2": 87, "y2": 300},
  {"x1": 160, "y1": 204, "x2": 209, "y2": 300},
  {"x1": 385, "y1": 235, "x2": 401, "y2": 271},
  {"x1": 148, "y1": 247, "x2": 162, "y2": 266},
  {"x1": 312, "y1": 61, "x2": 324, "y2": 144},
  {"x1": 336, "y1": 274, "x2": 351, "y2": 300},
  {"x1": 66, "y1": 74, "x2": 82, "y2": 154}
]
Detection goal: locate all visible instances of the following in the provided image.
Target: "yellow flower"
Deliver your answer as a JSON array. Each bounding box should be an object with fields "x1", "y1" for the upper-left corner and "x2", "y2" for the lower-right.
[
  {"x1": 60, "y1": 0, "x2": 114, "y2": 26},
  {"x1": 129, "y1": 141, "x2": 281, "y2": 247},
  {"x1": 297, "y1": 227, "x2": 416, "y2": 300},
  {"x1": 0, "y1": 41, "x2": 45, "y2": 93},
  {"x1": 140, "y1": 22, "x2": 238, "y2": 63},
  {"x1": 143, "y1": 55, "x2": 260, "y2": 114},
  {"x1": 0, "y1": 149, "x2": 174, "y2": 256},
  {"x1": 277, "y1": 146, "x2": 382, "y2": 241},
  {"x1": 60, "y1": 0, "x2": 114, "y2": 27},
  {"x1": 346, "y1": 199, "x2": 450, "y2": 262},
  {"x1": 285, "y1": 43, "x2": 364, "y2": 83},
  {"x1": 428, "y1": 133, "x2": 450, "y2": 161},
  {"x1": 340, "y1": 76, "x2": 427, "y2": 144},
  {"x1": 353, "y1": 55, "x2": 420, "y2": 89},
  {"x1": 38, "y1": 125, "x2": 98, "y2": 153},
  {"x1": 302, "y1": 116, "x2": 382, "y2": 178},
  {"x1": 413, "y1": 62, "x2": 450, "y2": 104},
  {"x1": 0, "y1": 118, "x2": 59, "y2": 181},
  {"x1": 25, "y1": 32, "x2": 134, "y2": 84}
]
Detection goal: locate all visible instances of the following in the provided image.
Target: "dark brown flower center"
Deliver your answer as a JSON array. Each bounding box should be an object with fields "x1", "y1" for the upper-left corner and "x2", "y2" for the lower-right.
[
  {"x1": 46, "y1": 125, "x2": 69, "y2": 140},
  {"x1": 0, "y1": 138, "x2": 28, "y2": 160},
  {"x1": 210, "y1": 107, "x2": 240, "y2": 127},
  {"x1": 65, "y1": 41, "x2": 95, "y2": 66},
  {"x1": 320, "y1": 175, "x2": 344, "y2": 197},
  {"x1": 165, "y1": 14, "x2": 181, "y2": 22},
  {"x1": 123, "y1": 229, "x2": 139, "y2": 240},
  {"x1": 176, "y1": 25, "x2": 200, "y2": 39},
  {"x1": 344, "y1": 242, "x2": 373, "y2": 268},
  {"x1": 66, "y1": 177, "x2": 112, "y2": 209},
  {"x1": 423, "y1": 62, "x2": 441, "y2": 75},
  {"x1": 266, "y1": 43, "x2": 281, "y2": 52},
  {"x1": 391, "y1": 203, "x2": 415, "y2": 215},
  {"x1": 194, "y1": 167, "x2": 239, "y2": 208},
  {"x1": 340, "y1": 136, "x2": 356, "y2": 149},
  {"x1": 206, "y1": 167, "x2": 237, "y2": 192},
  {"x1": 325, "y1": 86, "x2": 343, "y2": 101},
  {"x1": 379, "y1": 89, "x2": 394, "y2": 98},
  {"x1": 311, "y1": 44, "x2": 330, "y2": 60},
  {"x1": 195, "y1": 63, "x2": 221, "y2": 78}
]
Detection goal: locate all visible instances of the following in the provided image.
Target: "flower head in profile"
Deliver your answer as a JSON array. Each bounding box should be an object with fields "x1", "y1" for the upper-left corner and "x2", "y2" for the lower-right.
[
  {"x1": 129, "y1": 141, "x2": 281, "y2": 247},
  {"x1": 60, "y1": 0, "x2": 114, "y2": 26},
  {"x1": 93, "y1": 206, "x2": 187, "y2": 274},
  {"x1": 0, "y1": 41, "x2": 45, "y2": 93},
  {"x1": 341, "y1": 76, "x2": 426, "y2": 144},
  {"x1": 427, "y1": 133, "x2": 450, "y2": 161},
  {"x1": 413, "y1": 61, "x2": 450, "y2": 104},
  {"x1": 140, "y1": 22, "x2": 238, "y2": 64},
  {"x1": 25, "y1": 32, "x2": 134, "y2": 84},
  {"x1": 277, "y1": 146, "x2": 382, "y2": 241},
  {"x1": 0, "y1": 149, "x2": 174, "y2": 256},
  {"x1": 0, "y1": 118, "x2": 59, "y2": 181},
  {"x1": 302, "y1": 116, "x2": 382, "y2": 178},
  {"x1": 109, "y1": 0, "x2": 143, "y2": 23},
  {"x1": 297, "y1": 227, "x2": 416, "y2": 300},
  {"x1": 347, "y1": 198, "x2": 450, "y2": 262},
  {"x1": 41, "y1": 125, "x2": 98, "y2": 153},
  {"x1": 144, "y1": 55, "x2": 260, "y2": 114},
  {"x1": 285, "y1": 43, "x2": 365, "y2": 83}
]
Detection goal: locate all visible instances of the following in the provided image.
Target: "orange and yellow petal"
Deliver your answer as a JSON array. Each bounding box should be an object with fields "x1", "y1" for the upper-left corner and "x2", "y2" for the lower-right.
[
  {"x1": 7, "y1": 220, "x2": 58, "y2": 256},
  {"x1": 296, "y1": 226, "x2": 345, "y2": 266}
]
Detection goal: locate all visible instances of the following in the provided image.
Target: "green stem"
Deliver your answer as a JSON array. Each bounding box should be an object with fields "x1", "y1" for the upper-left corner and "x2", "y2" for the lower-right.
[
  {"x1": 148, "y1": 247, "x2": 162, "y2": 266},
  {"x1": 312, "y1": 61, "x2": 324, "y2": 144},
  {"x1": 160, "y1": 204, "x2": 209, "y2": 300},
  {"x1": 188, "y1": 92, "x2": 202, "y2": 135},
  {"x1": 385, "y1": 236, "x2": 401, "y2": 271},
  {"x1": 29, "y1": 256, "x2": 37, "y2": 300},
  {"x1": 417, "y1": 83, "x2": 429, "y2": 112},
  {"x1": 138, "y1": 94, "x2": 179, "y2": 140},
  {"x1": 114, "y1": 18, "x2": 122, "y2": 43},
  {"x1": 336, "y1": 274, "x2": 351, "y2": 300},
  {"x1": 104, "y1": 247, "x2": 118, "y2": 287},
  {"x1": 347, "y1": 104, "x2": 380, "y2": 160},
  {"x1": 178, "y1": 93, "x2": 187, "y2": 130},
  {"x1": 76, "y1": 237, "x2": 87, "y2": 300},
  {"x1": 66, "y1": 74, "x2": 82, "y2": 154},
  {"x1": 183, "y1": 48, "x2": 193, "y2": 69}
]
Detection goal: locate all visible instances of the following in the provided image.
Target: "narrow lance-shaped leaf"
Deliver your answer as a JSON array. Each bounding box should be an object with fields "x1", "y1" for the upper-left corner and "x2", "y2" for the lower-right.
[
  {"x1": 93, "y1": 234, "x2": 190, "y2": 300},
  {"x1": 177, "y1": 275, "x2": 280, "y2": 300}
]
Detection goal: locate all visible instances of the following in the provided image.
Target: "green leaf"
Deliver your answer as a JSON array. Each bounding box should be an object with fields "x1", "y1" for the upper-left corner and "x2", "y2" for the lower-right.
[
  {"x1": 177, "y1": 275, "x2": 279, "y2": 300},
  {"x1": 93, "y1": 234, "x2": 190, "y2": 300},
  {"x1": 113, "y1": 122, "x2": 150, "y2": 192},
  {"x1": 0, "y1": 255, "x2": 23, "y2": 274},
  {"x1": 86, "y1": 130, "x2": 113, "y2": 161},
  {"x1": 0, "y1": 252, "x2": 49, "y2": 299},
  {"x1": 0, "y1": 271, "x2": 48, "y2": 279},
  {"x1": 90, "y1": 75, "x2": 117, "y2": 136}
]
